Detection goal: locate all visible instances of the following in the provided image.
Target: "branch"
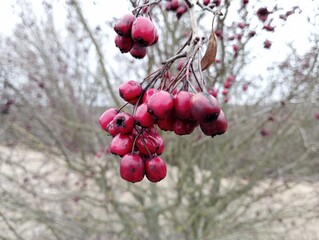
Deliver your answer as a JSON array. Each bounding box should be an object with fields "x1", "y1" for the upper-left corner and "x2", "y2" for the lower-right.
[{"x1": 71, "y1": 1, "x2": 121, "y2": 107}]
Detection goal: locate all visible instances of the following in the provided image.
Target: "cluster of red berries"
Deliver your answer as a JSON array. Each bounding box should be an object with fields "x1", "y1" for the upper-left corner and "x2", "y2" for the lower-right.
[
  {"x1": 164, "y1": 0, "x2": 188, "y2": 19},
  {"x1": 99, "y1": 78, "x2": 228, "y2": 183},
  {"x1": 114, "y1": 13, "x2": 158, "y2": 59}
]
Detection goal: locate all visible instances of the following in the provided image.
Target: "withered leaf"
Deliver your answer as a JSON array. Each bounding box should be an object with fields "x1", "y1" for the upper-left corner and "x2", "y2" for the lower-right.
[{"x1": 200, "y1": 17, "x2": 218, "y2": 71}]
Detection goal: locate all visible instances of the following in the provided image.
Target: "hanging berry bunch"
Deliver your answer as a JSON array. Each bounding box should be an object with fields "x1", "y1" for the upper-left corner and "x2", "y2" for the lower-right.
[
  {"x1": 100, "y1": 0, "x2": 227, "y2": 183},
  {"x1": 114, "y1": 2, "x2": 159, "y2": 59}
]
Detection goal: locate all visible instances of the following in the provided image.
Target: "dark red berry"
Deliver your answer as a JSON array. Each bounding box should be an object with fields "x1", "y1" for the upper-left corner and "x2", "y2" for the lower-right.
[
  {"x1": 203, "y1": 0, "x2": 210, "y2": 6},
  {"x1": 173, "y1": 118, "x2": 198, "y2": 135},
  {"x1": 174, "y1": 91, "x2": 193, "y2": 120},
  {"x1": 145, "y1": 156, "x2": 167, "y2": 183},
  {"x1": 199, "y1": 110, "x2": 228, "y2": 137},
  {"x1": 264, "y1": 39, "x2": 272, "y2": 49},
  {"x1": 147, "y1": 90, "x2": 174, "y2": 119},
  {"x1": 120, "y1": 153, "x2": 145, "y2": 183},
  {"x1": 130, "y1": 43, "x2": 147, "y2": 59},
  {"x1": 157, "y1": 112, "x2": 175, "y2": 132},
  {"x1": 135, "y1": 132, "x2": 159, "y2": 156},
  {"x1": 257, "y1": 7, "x2": 271, "y2": 22},
  {"x1": 131, "y1": 17, "x2": 156, "y2": 46},
  {"x1": 99, "y1": 108, "x2": 118, "y2": 130},
  {"x1": 190, "y1": 92, "x2": 221, "y2": 123},
  {"x1": 134, "y1": 103, "x2": 155, "y2": 127},
  {"x1": 112, "y1": 112, "x2": 135, "y2": 134},
  {"x1": 115, "y1": 35, "x2": 134, "y2": 53},
  {"x1": 114, "y1": 13, "x2": 136, "y2": 37},
  {"x1": 119, "y1": 80, "x2": 143, "y2": 104},
  {"x1": 110, "y1": 133, "x2": 134, "y2": 157}
]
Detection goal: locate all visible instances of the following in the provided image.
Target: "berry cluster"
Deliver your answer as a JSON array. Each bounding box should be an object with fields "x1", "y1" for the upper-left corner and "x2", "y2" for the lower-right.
[
  {"x1": 165, "y1": 0, "x2": 189, "y2": 19},
  {"x1": 99, "y1": 75, "x2": 228, "y2": 183},
  {"x1": 114, "y1": 13, "x2": 158, "y2": 59}
]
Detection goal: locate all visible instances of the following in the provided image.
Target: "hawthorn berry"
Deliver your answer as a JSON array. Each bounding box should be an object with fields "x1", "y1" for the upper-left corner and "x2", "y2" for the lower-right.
[
  {"x1": 119, "y1": 80, "x2": 143, "y2": 104},
  {"x1": 120, "y1": 153, "x2": 145, "y2": 183},
  {"x1": 110, "y1": 133, "x2": 134, "y2": 157},
  {"x1": 147, "y1": 90, "x2": 174, "y2": 119},
  {"x1": 200, "y1": 110, "x2": 228, "y2": 137},
  {"x1": 115, "y1": 35, "x2": 134, "y2": 53},
  {"x1": 114, "y1": 13, "x2": 136, "y2": 37},
  {"x1": 131, "y1": 17, "x2": 156, "y2": 46},
  {"x1": 145, "y1": 156, "x2": 167, "y2": 183},
  {"x1": 112, "y1": 112, "x2": 135, "y2": 135},
  {"x1": 130, "y1": 43, "x2": 147, "y2": 59},
  {"x1": 99, "y1": 108, "x2": 118, "y2": 130},
  {"x1": 190, "y1": 92, "x2": 220, "y2": 123}
]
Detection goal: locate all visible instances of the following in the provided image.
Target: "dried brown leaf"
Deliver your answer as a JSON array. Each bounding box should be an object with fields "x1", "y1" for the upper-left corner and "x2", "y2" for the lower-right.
[{"x1": 200, "y1": 17, "x2": 218, "y2": 71}]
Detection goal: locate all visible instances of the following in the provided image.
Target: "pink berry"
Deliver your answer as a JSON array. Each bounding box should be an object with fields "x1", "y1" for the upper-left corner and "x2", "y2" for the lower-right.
[
  {"x1": 315, "y1": 112, "x2": 319, "y2": 120},
  {"x1": 176, "y1": 3, "x2": 188, "y2": 19},
  {"x1": 200, "y1": 110, "x2": 228, "y2": 137},
  {"x1": 119, "y1": 80, "x2": 143, "y2": 104},
  {"x1": 223, "y1": 81, "x2": 232, "y2": 89},
  {"x1": 134, "y1": 103, "x2": 155, "y2": 127},
  {"x1": 147, "y1": 90, "x2": 174, "y2": 119},
  {"x1": 120, "y1": 153, "x2": 145, "y2": 183},
  {"x1": 130, "y1": 43, "x2": 147, "y2": 59},
  {"x1": 99, "y1": 108, "x2": 118, "y2": 130},
  {"x1": 145, "y1": 156, "x2": 167, "y2": 183},
  {"x1": 142, "y1": 88, "x2": 158, "y2": 103},
  {"x1": 174, "y1": 91, "x2": 193, "y2": 120},
  {"x1": 114, "y1": 13, "x2": 136, "y2": 37},
  {"x1": 115, "y1": 35, "x2": 134, "y2": 53},
  {"x1": 131, "y1": 17, "x2": 156, "y2": 46},
  {"x1": 110, "y1": 133, "x2": 134, "y2": 157},
  {"x1": 190, "y1": 92, "x2": 221, "y2": 123}
]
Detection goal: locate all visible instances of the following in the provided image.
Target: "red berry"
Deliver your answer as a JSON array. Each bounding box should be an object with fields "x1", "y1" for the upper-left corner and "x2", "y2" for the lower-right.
[
  {"x1": 154, "y1": 134, "x2": 165, "y2": 155},
  {"x1": 110, "y1": 133, "x2": 134, "y2": 156},
  {"x1": 119, "y1": 80, "x2": 143, "y2": 104},
  {"x1": 147, "y1": 90, "x2": 174, "y2": 119},
  {"x1": 112, "y1": 112, "x2": 135, "y2": 134},
  {"x1": 130, "y1": 43, "x2": 147, "y2": 59},
  {"x1": 223, "y1": 81, "x2": 232, "y2": 89},
  {"x1": 145, "y1": 156, "x2": 167, "y2": 183},
  {"x1": 174, "y1": 91, "x2": 193, "y2": 120},
  {"x1": 233, "y1": 44, "x2": 239, "y2": 52},
  {"x1": 203, "y1": 0, "x2": 210, "y2": 6},
  {"x1": 135, "y1": 132, "x2": 159, "y2": 156},
  {"x1": 142, "y1": 88, "x2": 158, "y2": 103},
  {"x1": 157, "y1": 112, "x2": 175, "y2": 132},
  {"x1": 213, "y1": 0, "x2": 221, "y2": 6},
  {"x1": 120, "y1": 153, "x2": 145, "y2": 183},
  {"x1": 199, "y1": 110, "x2": 228, "y2": 137},
  {"x1": 257, "y1": 7, "x2": 271, "y2": 22},
  {"x1": 190, "y1": 92, "x2": 221, "y2": 123},
  {"x1": 106, "y1": 121, "x2": 120, "y2": 137},
  {"x1": 222, "y1": 89, "x2": 228, "y2": 95},
  {"x1": 131, "y1": 17, "x2": 156, "y2": 46},
  {"x1": 114, "y1": 14, "x2": 136, "y2": 37},
  {"x1": 99, "y1": 108, "x2": 118, "y2": 130},
  {"x1": 176, "y1": 3, "x2": 188, "y2": 19},
  {"x1": 315, "y1": 112, "x2": 319, "y2": 120},
  {"x1": 134, "y1": 103, "x2": 155, "y2": 127},
  {"x1": 208, "y1": 89, "x2": 218, "y2": 98},
  {"x1": 260, "y1": 128, "x2": 271, "y2": 137},
  {"x1": 264, "y1": 39, "x2": 272, "y2": 49},
  {"x1": 170, "y1": 0, "x2": 179, "y2": 10},
  {"x1": 115, "y1": 35, "x2": 134, "y2": 53},
  {"x1": 173, "y1": 118, "x2": 198, "y2": 135}
]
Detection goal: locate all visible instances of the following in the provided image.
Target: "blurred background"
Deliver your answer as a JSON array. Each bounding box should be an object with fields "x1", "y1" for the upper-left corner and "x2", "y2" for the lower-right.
[{"x1": 0, "y1": 0, "x2": 318, "y2": 239}]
